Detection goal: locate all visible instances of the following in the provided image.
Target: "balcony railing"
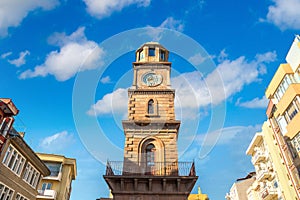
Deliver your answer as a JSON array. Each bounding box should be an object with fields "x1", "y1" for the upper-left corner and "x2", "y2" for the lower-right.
[
  {"x1": 260, "y1": 187, "x2": 278, "y2": 200},
  {"x1": 257, "y1": 169, "x2": 273, "y2": 182},
  {"x1": 252, "y1": 150, "x2": 267, "y2": 164},
  {"x1": 37, "y1": 189, "x2": 57, "y2": 199},
  {"x1": 43, "y1": 172, "x2": 62, "y2": 181},
  {"x1": 105, "y1": 161, "x2": 196, "y2": 176}
]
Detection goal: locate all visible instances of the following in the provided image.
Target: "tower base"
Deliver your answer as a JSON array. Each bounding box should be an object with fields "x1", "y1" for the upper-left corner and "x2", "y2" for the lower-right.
[{"x1": 104, "y1": 175, "x2": 198, "y2": 200}]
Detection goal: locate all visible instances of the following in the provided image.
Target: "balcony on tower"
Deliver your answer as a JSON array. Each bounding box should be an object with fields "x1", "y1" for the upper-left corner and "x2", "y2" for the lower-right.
[{"x1": 105, "y1": 161, "x2": 196, "y2": 177}]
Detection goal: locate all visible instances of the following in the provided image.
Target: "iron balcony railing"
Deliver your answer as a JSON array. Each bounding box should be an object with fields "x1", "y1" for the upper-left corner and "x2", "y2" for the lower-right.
[{"x1": 105, "y1": 161, "x2": 196, "y2": 176}]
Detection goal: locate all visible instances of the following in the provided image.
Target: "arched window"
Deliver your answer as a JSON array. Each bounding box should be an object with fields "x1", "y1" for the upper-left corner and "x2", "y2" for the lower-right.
[
  {"x1": 148, "y1": 99, "x2": 154, "y2": 114},
  {"x1": 146, "y1": 144, "x2": 155, "y2": 167}
]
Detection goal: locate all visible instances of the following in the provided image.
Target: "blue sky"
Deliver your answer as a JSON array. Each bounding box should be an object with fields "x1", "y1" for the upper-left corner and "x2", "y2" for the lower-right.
[{"x1": 1, "y1": 0, "x2": 300, "y2": 199}]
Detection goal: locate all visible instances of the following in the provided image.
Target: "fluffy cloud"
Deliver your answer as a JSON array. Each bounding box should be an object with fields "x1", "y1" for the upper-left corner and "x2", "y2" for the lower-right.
[
  {"x1": 8, "y1": 50, "x2": 30, "y2": 67},
  {"x1": 100, "y1": 76, "x2": 111, "y2": 84},
  {"x1": 88, "y1": 51, "x2": 276, "y2": 117},
  {"x1": 265, "y1": 0, "x2": 300, "y2": 30},
  {"x1": 188, "y1": 53, "x2": 210, "y2": 66},
  {"x1": 180, "y1": 124, "x2": 261, "y2": 160},
  {"x1": 1, "y1": 52, "x2": 12, "y2": 59},
  {"x1": 196, "y1": 124, "x2": 261, "y2": 158},
  {"x1": 196, "y1": 125, "x2": 260, "y2": 147},
  {"x1": 146, "y1": 17, "x2": 185, "y2": 41},
  {"x1": 159, "y1": 17, "x2": 184, "y2": 32},
  {"x1": 19, "y1": 27, "x2": 105, "y2": 81},
  {"x1": 83, "y1": 0, "x2": 151, "y2": 19},
  {"x1": 0, "y1": 0, "x2": 59, "y2": 37},
  {"x1": 87, "y1": 88, "x2": 128, "y2": 116},
  {"x1": 236, "y1": 96, "x2": 269, "y2": 108},
  {"x1": 175, "y1": 51, "x2": 276, "y2": 109},
  {"x1": 39, "y1": 131, "x2": 75, "y2": 153}
]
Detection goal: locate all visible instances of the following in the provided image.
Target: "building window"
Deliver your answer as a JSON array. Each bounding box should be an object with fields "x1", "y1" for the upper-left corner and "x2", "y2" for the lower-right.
[
  {"x1": 139, "y1": 51, "x2": 144, "y2": 60},
  {"x1": 149, "y1": 48, "x2": 155, "y2": 56},
  {"x1": 0, "y1": 183, "x2": 14, "y2": 200},
  {"x1": 2, "y1": 145, "x2": 25, "y2": 176},
  {"x1": 0, "y1": 117, "x2": 13, "y2": 137},
  {"x1": 160, "y1": 50, "x2": 165, "y2": 61},
  {"x1": 277, "y1": 116, "x2": 288, "y2": 134},
  {"x1": 148, "y1": 99, "x2": 154, "y2": 114},
  {"x1": 45, "y1": 162, "x2": 61, "y2": 177},
  {"x1": 274, "y1": 75, "x2": 294, "y2": 101},
  {"x1": 284, "y1": 97, "x2": 300, "y2": 122},
  {"x1": 23, "y1": 163, "x2": 40, "y2": 188},
  {"x1": 41, "y1": 182, "x2": 52, "y2": 190},
  {"x1": 15, "y1": 193, "x2": 28, "y2": 200},
  {"x1": 292, "y1": 132, "x2": 300, "y2": 153},
  {"x1": 146, "y1": 144, "x2": 155, "y2": 167}
]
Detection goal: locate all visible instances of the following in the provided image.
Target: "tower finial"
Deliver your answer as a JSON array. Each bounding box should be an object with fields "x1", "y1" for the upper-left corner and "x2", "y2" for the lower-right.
[{"x1": 198, "y1": 186, "x2": 202, "y2": 194}]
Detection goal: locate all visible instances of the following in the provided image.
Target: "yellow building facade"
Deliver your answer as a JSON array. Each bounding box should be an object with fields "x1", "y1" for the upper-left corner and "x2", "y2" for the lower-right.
[
  {"x1": 246, "y1": 122, "x2": 294, "y2": 200},
  {"x1": 188, "y1": 187, "x2": 209, "y2": 200},
  {"x1": 245, "y1": 35, "x2": 300, "y2": 200},
  {"x1": 36, "y1": 153, "x2": 77, "y2": 200},
  {"x1": 265, "y1": 35, "x2": 300, "y2": 199}
]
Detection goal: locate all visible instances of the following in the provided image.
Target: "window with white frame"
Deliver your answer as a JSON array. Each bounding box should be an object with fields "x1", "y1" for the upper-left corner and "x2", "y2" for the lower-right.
[
  {"x1": 274, "y1": 75, "x2": 294, "y2": 102},
  {"x1": 23, "y1": 163, "x2": 40, "y2": 188},
  {"x1": 276, "y1": 116, "x2": 288, "y2": 134},
  {"x1": 291, "y1": 132, "x2": 300, "y2": 153},
  {"x1": 41, "y1": 182, "x2": 52, "y2": 191},
  {"x1": 284, "y1": 97, "x2": 300, "y2": 122},
  {"x1": 2, "y1": 145, "x2": 25, "y2": 176},
  {"x1": 15, "y1": 193, "x2": 28, "y2": 200},
  {"x1": 0, "y1": 183, "x2": 14, "y2": 200}
]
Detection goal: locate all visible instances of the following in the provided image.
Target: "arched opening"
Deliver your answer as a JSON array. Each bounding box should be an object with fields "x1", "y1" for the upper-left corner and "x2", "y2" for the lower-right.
[
  {"x1": 146, "y1": 144, "x2": 155, "y2": 167},
  {"x1": 139, "y1": 137, "x2": 165, "y2": 175},
  {"x1": 145, "y1": 143, "x2": 156, "y2": 175},
  {"x1": 148, "y1": 99, "x2": 154, "y2": 114}
]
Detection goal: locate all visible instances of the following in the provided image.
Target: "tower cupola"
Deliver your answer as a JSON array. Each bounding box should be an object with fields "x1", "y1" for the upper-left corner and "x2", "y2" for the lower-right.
[{"x1": 135, "y1": 42, "x2": 169, "y2": 63}]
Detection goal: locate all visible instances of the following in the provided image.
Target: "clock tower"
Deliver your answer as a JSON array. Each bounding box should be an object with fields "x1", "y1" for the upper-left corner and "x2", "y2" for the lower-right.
[{"x1": 103, "y1": 42, "x2": 198, "y2": 200}]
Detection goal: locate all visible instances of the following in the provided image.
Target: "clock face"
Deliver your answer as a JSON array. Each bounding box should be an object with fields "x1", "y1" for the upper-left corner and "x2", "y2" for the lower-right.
[{"x1": 142, "y1": 72, "x2": 163, "y2": 87}]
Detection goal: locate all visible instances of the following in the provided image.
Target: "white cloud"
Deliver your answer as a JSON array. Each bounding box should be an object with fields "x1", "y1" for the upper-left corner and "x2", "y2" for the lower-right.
[
  {"x1": 192, "y1": 124, "x2": 261, "y2": 159},
  {"x1": 87, "y1": 88, "x2": 128, "y2": 116},
  {"x1": 264, "y1": 0, "x2": 300, "y2": 30},
  {"x1": 19, "y1": 27, "x2": 105, "y2": 81},
  {"x1": 146, "y1": 17, "x2": 185, "y2": 41},
  {"x1": 100, "y1": 76, "x2": 111, "y2": 84},
  {"x1": 83, "y1": 0, "x2": 151, "y2": 19},
  {"x1": 217, "y1": 49, "x2": 228, "y2": 63},
  {"x1": 1, "y1": 52, "x2": 12, "y2": 59},
  {"x1": 255, "y1": 51, "x2": 277, "y2": 64},
  {"x1": 159, "y1": 17, "x2": 184, "y2": 32},
  {"x1": 196, "y1": 125, "x2": 261, "y2": 147},
  {"x1": 39, "y1": 131, "x2": 75, "y2": 153},
  {"x1": 236, "y1": 96, "x2": 269, "y2": 108},
  {"x1": 175, "y1": 51, "x2": 277, "y2": 109},
  {"x1": 0, "y1": 0, "x2": 59, "y2": 37},
  {"x1": 8, "y1": 50, "x2": 30, "y2": 67},
  {"x1": 188, "y1": 53, "x2": 210, "y2": 66}
]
